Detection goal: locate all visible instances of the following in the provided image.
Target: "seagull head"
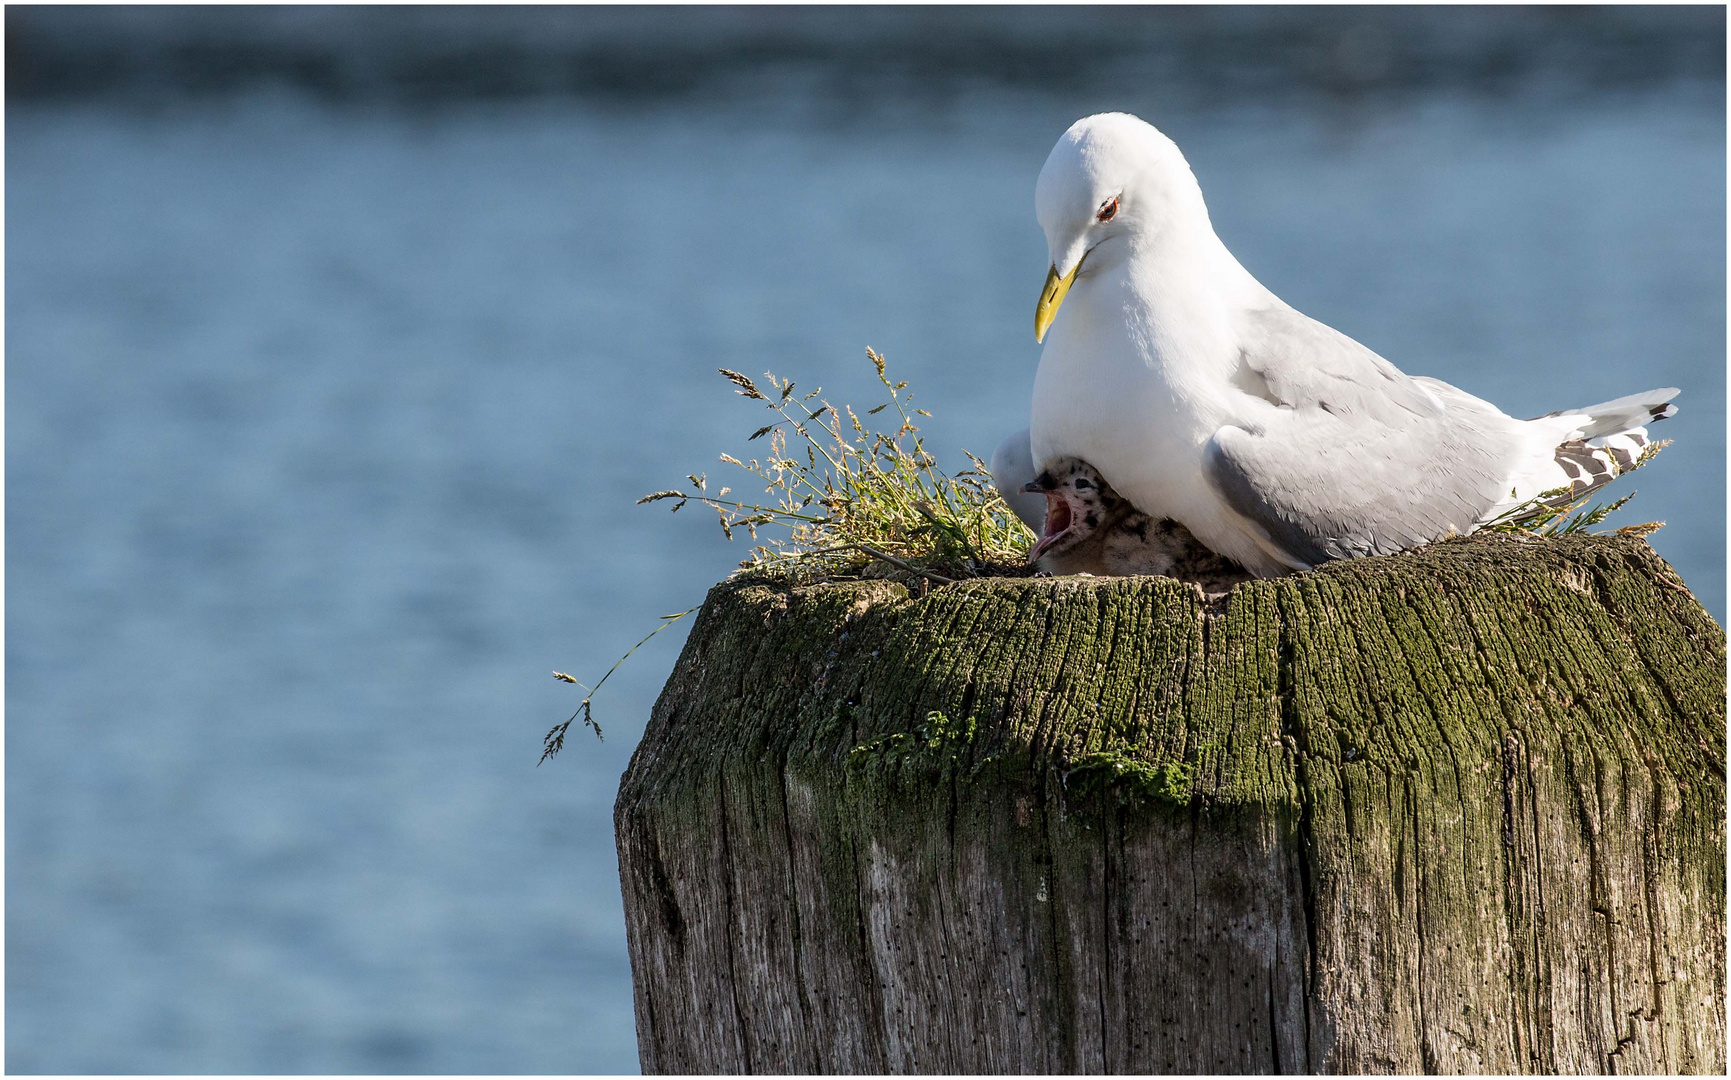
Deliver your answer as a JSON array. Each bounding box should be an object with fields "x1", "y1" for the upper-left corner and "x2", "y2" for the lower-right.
[{"x1": 1033, "y1": 112, "x2": 1212, "y2": 342}]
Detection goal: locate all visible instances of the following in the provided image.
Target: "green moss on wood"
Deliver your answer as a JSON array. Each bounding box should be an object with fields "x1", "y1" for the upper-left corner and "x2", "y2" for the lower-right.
[
  {"x1": 848, "y1": 709, "x2": 978, "y2": 777},
  {"x1": 1062, "y1": 750, "x2": 1193, "y2": 807},
  {"x1": 626, "y1": 535, "x2": 1723, "y2": 829}
]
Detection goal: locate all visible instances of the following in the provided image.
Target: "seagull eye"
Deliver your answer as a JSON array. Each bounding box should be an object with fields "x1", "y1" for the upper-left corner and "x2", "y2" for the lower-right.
[
  {"x1": 1073, "y1": 477, "x2": 1093, "y2": 490},
  {"x1": 1096, "y1": 196, "x2": 1118, "y2": 223}
]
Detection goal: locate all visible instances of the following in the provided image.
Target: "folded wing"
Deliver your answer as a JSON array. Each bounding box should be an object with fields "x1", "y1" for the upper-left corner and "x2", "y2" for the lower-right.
[{"x1": 1204, "y1": 304, "x2": 1526, "y2": 568}]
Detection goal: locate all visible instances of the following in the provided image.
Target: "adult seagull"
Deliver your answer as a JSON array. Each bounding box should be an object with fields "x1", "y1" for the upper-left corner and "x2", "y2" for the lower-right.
[{"x1": 991, "y1": 112, "x2": 1676, "y2": 578}]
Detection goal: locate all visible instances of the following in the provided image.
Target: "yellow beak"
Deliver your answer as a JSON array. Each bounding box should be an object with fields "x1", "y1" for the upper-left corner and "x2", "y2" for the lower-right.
[{"x1": 1034, "y1": 262, "x2": 1079, "y2": 343}]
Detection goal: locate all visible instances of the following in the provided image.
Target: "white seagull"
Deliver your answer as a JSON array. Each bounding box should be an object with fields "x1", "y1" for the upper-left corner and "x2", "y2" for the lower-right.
[{"x1": 991, "y1": 112, "x2": 1676, "y2": 578}]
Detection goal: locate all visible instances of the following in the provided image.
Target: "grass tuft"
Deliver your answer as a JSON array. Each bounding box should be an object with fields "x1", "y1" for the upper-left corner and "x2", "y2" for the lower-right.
[{"x1": 640, "y1": 347, "x2": 1036, "y2": 583}]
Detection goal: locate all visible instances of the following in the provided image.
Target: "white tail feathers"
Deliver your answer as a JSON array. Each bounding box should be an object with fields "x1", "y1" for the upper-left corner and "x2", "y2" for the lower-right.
[
  {"x1": 1531, "y1": 387, "x2": 1680, "y2": 440},
  {"x1": 1485, "y1": 389, "x2": 1678, "y2": 524}
]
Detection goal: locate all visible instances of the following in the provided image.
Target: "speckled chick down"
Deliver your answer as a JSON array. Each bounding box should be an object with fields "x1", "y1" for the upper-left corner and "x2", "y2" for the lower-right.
[{"x1": 1023, "y1": 457, "x2": 1252, "y2": 595}]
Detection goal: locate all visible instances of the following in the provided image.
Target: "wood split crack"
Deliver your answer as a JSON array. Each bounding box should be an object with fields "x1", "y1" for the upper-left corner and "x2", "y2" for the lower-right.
[
  {"x1": 715, "y1": 770, "x2": 756, "y2": 1074},
  {"x1": 775, "y1": 764, "x2": 816, "y2": 1068},
  {"x1": 1272, "y1": 594, "x2": 1318, "y2": 1070}
]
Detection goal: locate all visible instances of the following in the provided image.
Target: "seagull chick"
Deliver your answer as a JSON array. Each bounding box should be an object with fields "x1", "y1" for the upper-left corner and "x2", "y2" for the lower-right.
[
  {"x1": 1022, "y1": 457, "x2": 1251, "y2": 594},
  {"x1": 1024, "y1": 112, "x2": 1678, "y2": 578}
]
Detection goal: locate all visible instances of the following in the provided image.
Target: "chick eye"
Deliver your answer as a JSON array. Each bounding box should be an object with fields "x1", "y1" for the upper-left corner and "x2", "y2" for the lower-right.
[
  {"x1": 1073, "y1": 477, "x2": 1093, "y2": 490},
  {"x1": 1096, "y1": 196, "x2": 1119, "y2": 223}
]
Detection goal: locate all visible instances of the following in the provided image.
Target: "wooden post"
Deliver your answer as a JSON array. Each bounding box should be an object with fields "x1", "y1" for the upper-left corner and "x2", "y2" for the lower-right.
[{"x1": 614, "y1": 534, "x2": 1726, "y2": 1073}]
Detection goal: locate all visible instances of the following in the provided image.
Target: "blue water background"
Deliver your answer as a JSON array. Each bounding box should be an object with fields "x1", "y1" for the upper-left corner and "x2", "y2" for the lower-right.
[{"x1": 7, "y1": 10, "x2": 1724, "y2": 1074}]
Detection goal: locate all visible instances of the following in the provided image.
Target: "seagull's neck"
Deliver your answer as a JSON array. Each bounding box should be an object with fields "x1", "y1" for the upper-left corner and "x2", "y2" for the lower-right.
[{"x1": 1117, "y1": 224, "x2": 1265, "y2": 378}]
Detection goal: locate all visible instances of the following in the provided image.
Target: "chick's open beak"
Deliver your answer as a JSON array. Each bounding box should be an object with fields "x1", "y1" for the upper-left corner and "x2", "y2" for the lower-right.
[
  {"x1": 1026, "y1": 493, "x2": 1074, "y2": 565},
  {"x1": 1034, "y1": 262, "x2": 1079, "y2": 344},
  {"x1": 1019, "y1": 477, "x2": 1073, "y2": 564}
]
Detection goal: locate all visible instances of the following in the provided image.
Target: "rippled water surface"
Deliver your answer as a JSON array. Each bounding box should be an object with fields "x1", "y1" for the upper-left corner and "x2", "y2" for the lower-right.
[{"x1": 8, "y1": 44, "x2": 1724, "y2": 1075}]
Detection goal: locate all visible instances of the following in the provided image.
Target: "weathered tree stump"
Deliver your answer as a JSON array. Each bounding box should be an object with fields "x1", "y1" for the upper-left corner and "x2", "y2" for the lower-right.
[{"x1": 614, "y1": 534, "x2": 1725, "y2": 1074}]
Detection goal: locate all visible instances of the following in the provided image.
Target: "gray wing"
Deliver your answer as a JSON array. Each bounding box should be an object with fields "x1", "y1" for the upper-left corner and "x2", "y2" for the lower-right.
[
  {"x1": 989, "y1": 427, "x2": 1047, "y2": 533},
  {"x1": 1204, "y1": 304, "x2": 1525, "y2": 567}
]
